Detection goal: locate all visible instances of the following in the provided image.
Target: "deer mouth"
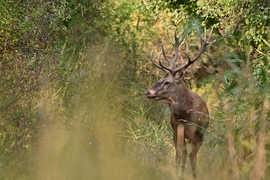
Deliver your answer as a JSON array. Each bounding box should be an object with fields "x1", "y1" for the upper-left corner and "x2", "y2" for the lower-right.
[
  {"x1": 145, "y1": 91, "x2": 169, "y2": 102},
  {"x1": 145, "y1": 94, "x2": 156, "y2": 99},
  {"x1": 144, "y1": 90, "x2": 156, "y2": 99},
  {"x1": 144, "y1": 92, "x2": 163, "y2": 100},
  {"x1": 145, "y1": 92, "x2": 172, "y2": 105}
]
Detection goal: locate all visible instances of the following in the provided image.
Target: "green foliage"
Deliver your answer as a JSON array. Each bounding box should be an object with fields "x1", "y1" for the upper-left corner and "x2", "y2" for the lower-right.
[
  {"x1": 142, "y1": 0, "x2": 270, "y2": 47},
  {"x1": 0, "y1": 0, "x2": 70, "y2": 178},
  {"x1": 253, "y1": 40, "x2": 270, "y2": 92},
  {"x1": 196, "y1": 0, "x2": 270, "y2": 47},
  {"x1": 0, "y1": 0, "x2": 270, "y2": 179}
]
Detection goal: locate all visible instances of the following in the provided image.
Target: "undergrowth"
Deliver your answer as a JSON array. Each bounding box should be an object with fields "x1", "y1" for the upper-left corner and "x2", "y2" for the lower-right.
[{"x1": 123, "y1": 44, "x2": 270, "y2": 179}]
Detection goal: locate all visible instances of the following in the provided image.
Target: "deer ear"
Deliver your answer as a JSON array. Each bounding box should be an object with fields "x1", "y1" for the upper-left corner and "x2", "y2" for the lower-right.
[
  {"x1": 175, "y1": 70, "x2": 185, "y2": 80},
  {"x1": 163, "y1": 72, "x2": 170, "y2": 78}
]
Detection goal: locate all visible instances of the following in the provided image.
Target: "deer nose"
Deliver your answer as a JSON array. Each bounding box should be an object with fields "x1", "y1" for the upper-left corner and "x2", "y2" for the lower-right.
[
  {"x1": 144, "y1": 91, "x2": 150, "y2": 97},
  {"x1": 144, "y1": 90, "x2": 156, "y2": 98}
]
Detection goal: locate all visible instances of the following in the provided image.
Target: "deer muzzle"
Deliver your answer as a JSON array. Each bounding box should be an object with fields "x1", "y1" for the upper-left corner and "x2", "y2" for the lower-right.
[{"x1": 144, "y1": 90, "x2": 156, "y2": 99}]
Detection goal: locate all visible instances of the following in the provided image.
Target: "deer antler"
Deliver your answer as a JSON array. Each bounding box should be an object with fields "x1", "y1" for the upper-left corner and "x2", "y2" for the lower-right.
[
  {"x1": 150, "y1": 28, "x2": 214, "y2": 74},
  {"x1": 149, "y1": 50, "x2": 167, "y2": 72},
  {"x1": 149, "y1": 30, "x2": 187, "y2": 73},
  {"x1": 159, "y1": 30, "x2": 187, "y2": 71},
  {"x1": 172, "y1": 27, "x2": 215, "y2": 74}
]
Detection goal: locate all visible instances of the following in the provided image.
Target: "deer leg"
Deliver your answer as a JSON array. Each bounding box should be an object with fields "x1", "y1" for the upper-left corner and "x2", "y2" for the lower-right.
[
  {"x1": 181, "y1": 141, "x2": 187, "y2": 172},
  {"x1": 173, "y1": 125, "x2": 179, "y2": 165},
  {"x1": 189, "y1": 142, "x2": 202, "y2": 179},
  {"x1": 175, "y1": 124, "x2": 186, "y2": 174}
]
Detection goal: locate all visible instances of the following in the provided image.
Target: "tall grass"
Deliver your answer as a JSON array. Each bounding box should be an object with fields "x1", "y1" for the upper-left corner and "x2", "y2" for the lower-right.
[
  {"x1": 2, "y1": 43, "x2": 268, "y2": 180},
  {"x1": 124, "y1": 44, "x2": 270, "y2": 180},
  {"x1": 32, "y1": 41, "x2": 173, "y2": 180},
  {"x1": 34, "y1": 42, "x2": 128, "y2": 180}
]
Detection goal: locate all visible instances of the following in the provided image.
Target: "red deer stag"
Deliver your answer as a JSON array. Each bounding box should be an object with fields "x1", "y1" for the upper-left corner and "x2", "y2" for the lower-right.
[{"x1": 144, "y1": 28, "x2": 214, "y2": 178}]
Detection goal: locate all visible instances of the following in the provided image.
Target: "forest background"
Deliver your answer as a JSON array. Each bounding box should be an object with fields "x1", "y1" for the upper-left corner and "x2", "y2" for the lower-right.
[{"x1": 0, "y1": 0, "x2": 269, "y2": 179}]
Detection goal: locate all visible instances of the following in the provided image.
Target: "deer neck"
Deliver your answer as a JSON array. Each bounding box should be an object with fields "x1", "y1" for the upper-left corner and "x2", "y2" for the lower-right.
[{"x1": 168, "y1": 83, "x2": 193, "y2": 118}]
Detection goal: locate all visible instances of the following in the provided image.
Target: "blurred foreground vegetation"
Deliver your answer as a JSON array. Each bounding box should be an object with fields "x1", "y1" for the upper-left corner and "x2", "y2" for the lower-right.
[{"x1": 0, "y1": 0, "x2": 269, "y2": 179}]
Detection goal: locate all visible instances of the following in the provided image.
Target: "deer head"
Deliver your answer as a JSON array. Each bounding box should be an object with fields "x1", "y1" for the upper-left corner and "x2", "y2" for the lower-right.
[{"x1": 144, "y1": 28, "x2": 214, "y2": 105}]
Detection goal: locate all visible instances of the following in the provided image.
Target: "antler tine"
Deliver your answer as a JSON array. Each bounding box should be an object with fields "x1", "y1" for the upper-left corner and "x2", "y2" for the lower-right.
[
  {"x1": 149, "y1": 50, "x2": 167, "y2": 72},
  {"x1": 160, "y1": 36, "x2": 177, "y2": 70},
  {"x1": 168, "y1": 31, "x2": 180, "y2": 69},
  {"x1": 159, "y1": 30, "x2": 186, "y2": 70},
  {"x1": 185, "y1": 42, "x2": 191, "y2": 61},
  {"x1": 175, "y1": 29, "x2": 186, "y2": 46},
  {"x1": 173, "y1": 27, "x2": 215, "y2": 74},
  {"x1": 169, "y1": 29, "x2": 186, "y2": 69},
  {"x1": 158, "y1": 49, "x2": 172, "y2": 72},
  {"x1": 207, "y1": 27, "x2": 215, "y2": 43},
  {"x1": 201, "y1": 27, "x2": 215, "y2": 46},
  {"x1": 161, "y1": 38, "x2": 170, "y2": 64}
]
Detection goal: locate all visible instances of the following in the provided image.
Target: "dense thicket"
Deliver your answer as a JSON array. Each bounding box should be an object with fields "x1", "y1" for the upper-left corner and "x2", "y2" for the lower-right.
[
  {"x1": 0, "y1": 0, "x2": 269, "y2": 179},
  {"x1": 1, "y1": 0, "x2": 68, "y2": 177},
  {"x1": 0, "y1": 0, "x2": 113, "y2": 178}
]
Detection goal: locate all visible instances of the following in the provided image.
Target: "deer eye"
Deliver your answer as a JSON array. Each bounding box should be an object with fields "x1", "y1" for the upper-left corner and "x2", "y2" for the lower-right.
[{"x1": 164, "y1": 81, "x2": 170, "y2": 86}]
